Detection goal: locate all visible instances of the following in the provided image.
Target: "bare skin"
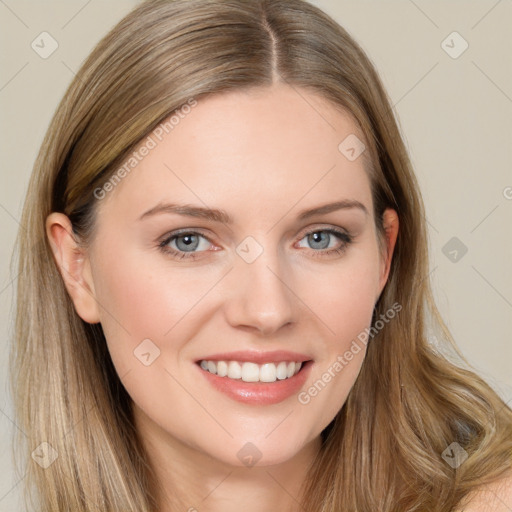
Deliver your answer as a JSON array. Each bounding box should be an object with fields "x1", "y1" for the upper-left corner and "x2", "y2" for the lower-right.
[{"x1": 47, "y1": 82, "x2": 400, "y2": 511}]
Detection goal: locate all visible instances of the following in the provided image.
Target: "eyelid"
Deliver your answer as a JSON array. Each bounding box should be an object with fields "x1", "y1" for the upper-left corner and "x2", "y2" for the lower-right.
[
  {"x1": 159, "y1": 227, "x2": 215, "y2": 245},
  {"x1": 297, "y1": 223, "x2": 352, "y2": 238},
  {"x1": 160, "y1": 223, "x2": 351, "y2": 245}
]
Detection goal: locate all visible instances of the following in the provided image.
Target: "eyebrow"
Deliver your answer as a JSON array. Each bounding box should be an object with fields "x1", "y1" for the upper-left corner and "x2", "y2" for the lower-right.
[{"x1": 138, "y1": 199, "x2": 369, "y2": 223}]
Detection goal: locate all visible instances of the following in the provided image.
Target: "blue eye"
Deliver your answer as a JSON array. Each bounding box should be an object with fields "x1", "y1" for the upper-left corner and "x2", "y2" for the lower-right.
[
  {"x1": 158, "y1": 227, "x2": 354, "y2": 261},
  {"x1": 296, "y1": 228, "x2": 353, "y2": 258},
  {"x1": 159, "y1": 231, "x2": 213, "y2": 260}
]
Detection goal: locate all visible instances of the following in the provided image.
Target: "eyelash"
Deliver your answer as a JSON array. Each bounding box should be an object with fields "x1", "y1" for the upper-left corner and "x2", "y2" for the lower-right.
[{"x1": 158, "y1": 227, "x2": 354, "y2": 261}]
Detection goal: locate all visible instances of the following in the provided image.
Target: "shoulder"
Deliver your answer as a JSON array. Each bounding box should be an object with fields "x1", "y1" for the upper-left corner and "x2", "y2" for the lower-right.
[{"x1": 454, "y1": 472, "x2": 512, "y2": 512}]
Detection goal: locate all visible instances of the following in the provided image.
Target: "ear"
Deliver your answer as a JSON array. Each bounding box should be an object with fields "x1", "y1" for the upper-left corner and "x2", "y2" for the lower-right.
[
  {"x1": 45, "y1": 212, "x2": 101, "y2": 324},
  {"x1": 376, "y1": 208, "x2": 399, "y2": 300}
]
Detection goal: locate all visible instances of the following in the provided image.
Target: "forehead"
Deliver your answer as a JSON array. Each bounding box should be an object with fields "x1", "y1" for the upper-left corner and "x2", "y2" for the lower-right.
[{"x1": 95, "y1": 84, "x2": 373, "y2": 226}]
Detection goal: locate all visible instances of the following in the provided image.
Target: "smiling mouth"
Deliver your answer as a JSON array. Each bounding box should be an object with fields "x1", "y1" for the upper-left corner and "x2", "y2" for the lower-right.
[{"x1": 197, "y1": 359, "x2": 309, "y2": 383}]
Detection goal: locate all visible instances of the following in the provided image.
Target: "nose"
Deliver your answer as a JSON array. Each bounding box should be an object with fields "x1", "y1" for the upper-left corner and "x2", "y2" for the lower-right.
[{"x1": 223, "y1": 245, "x2": 296, "y2": 336}]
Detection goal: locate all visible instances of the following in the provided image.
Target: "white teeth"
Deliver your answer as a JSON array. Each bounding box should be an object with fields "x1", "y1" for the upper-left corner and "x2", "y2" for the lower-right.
[
  {"x1": 199, "y1": 359, "x2": 305, "y2": 382},
  {"x1": 227, "y1": 361, "x2": 242, "y2": 379},
  {"x1": 276, "y1": 361, "x2": 288, "y2": 380},
  {"x1": 217, "y1": 360, "x2": 228, "y2": 377},
  {"x1": 241, "y1": 362, "x2": 260, "y2": 382},
  {"x1": 260, "y1": 363, "x2": 276, "y2": 382}
]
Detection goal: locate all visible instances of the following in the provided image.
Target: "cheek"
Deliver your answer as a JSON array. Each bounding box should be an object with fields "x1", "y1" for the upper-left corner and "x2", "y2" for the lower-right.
[
  {"x1": 293, "y1": 252, "x2": 379, "y2": 425},
  {"x1": 315, "y1": 274, "x2": 376, "y2": 334},
  {"x1": 90, "y1": 244, "x2": 226, "y2": 372},
  {"x1": 297, "y1": 250, "x2": 380, "y2": 343}
]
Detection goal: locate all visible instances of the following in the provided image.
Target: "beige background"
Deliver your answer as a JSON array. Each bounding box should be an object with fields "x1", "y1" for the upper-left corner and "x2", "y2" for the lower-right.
[{"x1": 1, "y1": 1, "x2": 511, "y2": 509}]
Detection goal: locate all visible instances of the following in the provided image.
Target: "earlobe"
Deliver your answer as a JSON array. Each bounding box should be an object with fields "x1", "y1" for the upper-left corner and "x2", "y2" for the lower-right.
[
  {"x1": 45, "y1": 212, "x2": 101, "y2": 324},
  {"x1": 377, "y1": 208, "x2": 399, "y2": 299}
]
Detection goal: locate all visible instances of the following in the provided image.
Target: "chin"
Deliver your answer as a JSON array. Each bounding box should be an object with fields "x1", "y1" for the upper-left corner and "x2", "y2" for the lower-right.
[{"x1": 207, "y1": 431, "x2": 314, "y2": 469}]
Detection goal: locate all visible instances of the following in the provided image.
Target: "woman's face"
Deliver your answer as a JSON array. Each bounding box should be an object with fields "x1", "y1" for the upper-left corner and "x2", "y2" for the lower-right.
[{"x1": 55, "y1": 83, "x2": 397, "y2": 467}]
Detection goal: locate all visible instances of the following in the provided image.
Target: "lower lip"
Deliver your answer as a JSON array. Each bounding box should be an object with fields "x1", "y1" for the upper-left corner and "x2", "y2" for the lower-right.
[{"x1": 196, "y1": 361, "x2": 313, "y2": 405}]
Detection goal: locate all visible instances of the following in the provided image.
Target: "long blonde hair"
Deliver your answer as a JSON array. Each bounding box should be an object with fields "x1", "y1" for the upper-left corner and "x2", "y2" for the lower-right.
[{"x1": 10, "y1": 0, "x2": 512, "y2": 510}]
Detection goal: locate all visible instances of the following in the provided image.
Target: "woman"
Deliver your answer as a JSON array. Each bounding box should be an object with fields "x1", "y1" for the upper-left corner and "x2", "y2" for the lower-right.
[{"x1": 10, "y1": 0, "x2": 512, "y2": 510}]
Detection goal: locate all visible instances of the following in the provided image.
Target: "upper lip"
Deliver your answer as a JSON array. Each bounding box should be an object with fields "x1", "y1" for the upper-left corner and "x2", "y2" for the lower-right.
[{"x1": 196, "y1": 350, "x2": 313, "y2": 364}]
